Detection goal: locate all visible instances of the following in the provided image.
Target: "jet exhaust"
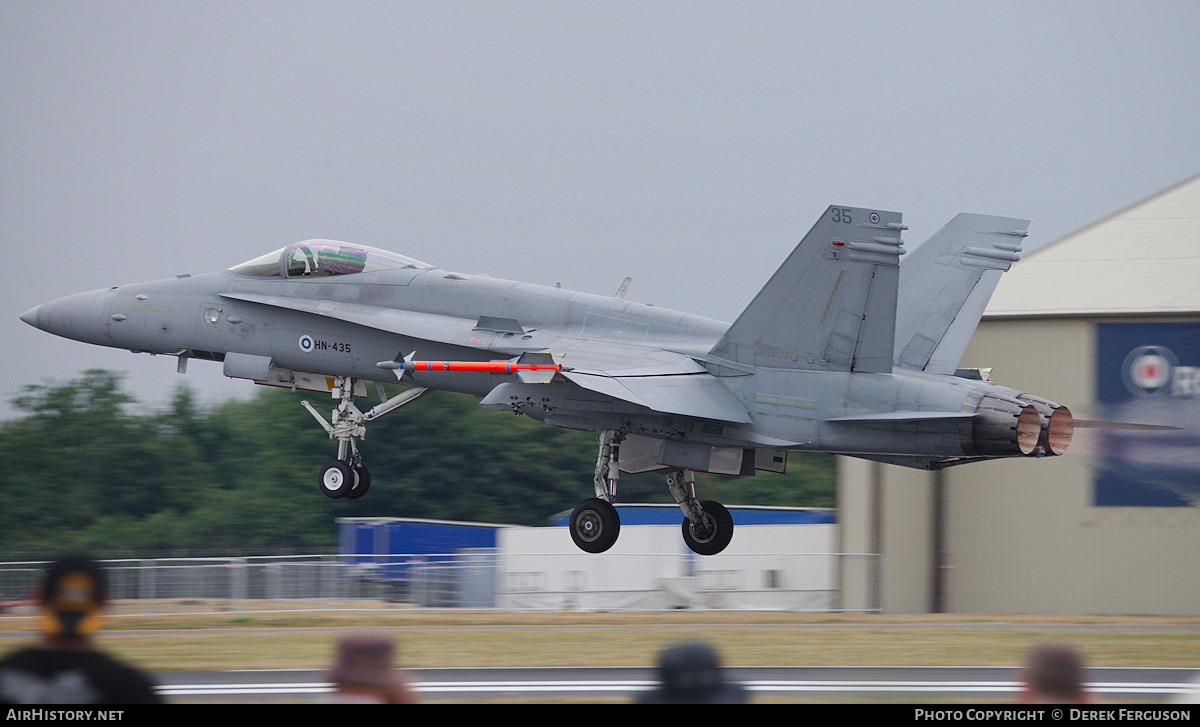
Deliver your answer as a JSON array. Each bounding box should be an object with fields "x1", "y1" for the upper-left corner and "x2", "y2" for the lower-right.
[
  {"x1": 967, "y1": 394, "x2": 1042, "y2": 456},
  {"x1": 1046, "y1": 406, "x2": 1074, "y2": 455},
  {"x1": 1017, "y1": 394, "x2": 1074, "y2": 456}
]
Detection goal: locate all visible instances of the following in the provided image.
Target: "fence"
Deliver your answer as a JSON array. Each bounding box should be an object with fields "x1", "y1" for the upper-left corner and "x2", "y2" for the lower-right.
[{"x1": 0, "y1": 552, "x2": 880, "y2": 616}]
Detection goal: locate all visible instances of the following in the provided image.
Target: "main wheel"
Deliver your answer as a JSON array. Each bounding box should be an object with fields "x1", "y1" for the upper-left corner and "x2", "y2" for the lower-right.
[
  {"x1": 569, "y1": 498, "x2": 621, "y2": 553},
  {"x1": 682, "y1": 500, "x2": 734, "y2": 555},
  {"x1": 319, "y1": 460, "x2": 353, "y2": 499},
  {"x1": 345, "y1": 465, "x2": 371, "y2": 500}
]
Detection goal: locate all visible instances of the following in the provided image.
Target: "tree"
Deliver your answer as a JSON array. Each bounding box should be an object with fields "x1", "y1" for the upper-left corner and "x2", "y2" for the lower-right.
[{"x1": 0, "y1": 370, "x2": 834, "y2": 555}]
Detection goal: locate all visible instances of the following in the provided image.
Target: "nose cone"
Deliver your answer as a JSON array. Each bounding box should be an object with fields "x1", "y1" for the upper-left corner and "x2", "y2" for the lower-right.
[
  {"x1": 19, "y1": 305, "x2": 40, "y2": 328},
  {"x1": 21, "y1": 288, "x2": 116, "y2": 347}
]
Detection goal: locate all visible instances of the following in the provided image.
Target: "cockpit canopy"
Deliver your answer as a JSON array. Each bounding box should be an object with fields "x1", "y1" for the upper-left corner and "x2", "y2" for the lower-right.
[{"x1": 229, "y1": 240, "x2": 433, "y2": 278}]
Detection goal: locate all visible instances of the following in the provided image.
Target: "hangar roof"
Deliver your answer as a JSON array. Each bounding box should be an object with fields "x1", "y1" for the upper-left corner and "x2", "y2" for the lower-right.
[{"x1": 984, "y1": 173, "x2": 1200, "y2": 318}]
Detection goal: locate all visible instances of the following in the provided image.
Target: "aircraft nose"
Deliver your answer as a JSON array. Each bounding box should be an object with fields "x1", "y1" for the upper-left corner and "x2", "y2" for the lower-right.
[
  {"x1": 22, "y1": 288, "x2": 116, "y2": 346},
  {"x1": 19, "y1": 305, "x2": 40, "y2": 329}
]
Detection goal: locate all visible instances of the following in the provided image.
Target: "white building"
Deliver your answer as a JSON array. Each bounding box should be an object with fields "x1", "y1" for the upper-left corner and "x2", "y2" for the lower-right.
[
  {"x1": 340, "y1": 507, "x2": 849, "y2": 611},
  {"x1": 499, "y1": 505, "x2": 842, "y2": 610}
]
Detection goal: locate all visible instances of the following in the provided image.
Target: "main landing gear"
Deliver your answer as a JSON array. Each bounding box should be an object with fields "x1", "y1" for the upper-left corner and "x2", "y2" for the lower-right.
[
  {"x1": 669, "y1": 471, "x2": 734, "y2": 556},
  {"x1": 567, "y1": 430, "x2": 735, "y2": 556},
  {"x1": 568, "y1": 430, "x2": 623, "y2": 552},
  {"x1": 302, "y1": 377, "x2": 427, "y2": 500}
]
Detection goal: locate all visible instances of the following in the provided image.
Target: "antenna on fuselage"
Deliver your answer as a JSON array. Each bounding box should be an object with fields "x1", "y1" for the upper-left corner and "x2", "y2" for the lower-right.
[{"x1": 614, "y1": 277, "x2": 632, "y2": 299}]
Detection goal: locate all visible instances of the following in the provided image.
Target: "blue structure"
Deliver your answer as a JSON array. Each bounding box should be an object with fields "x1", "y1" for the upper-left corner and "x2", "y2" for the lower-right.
[
  {"x1": 1094, "y1": 322, "x2": 1200, "y2": 507},
  {"x1": 548, "y1": 504, "x2": 835, "y2": 527},
  {"x1": 336, "y1": 517, "x2": 514, "y2": 607},
  {"x1": 338, "y1": 516, "x2": 509, "y2": 557}
]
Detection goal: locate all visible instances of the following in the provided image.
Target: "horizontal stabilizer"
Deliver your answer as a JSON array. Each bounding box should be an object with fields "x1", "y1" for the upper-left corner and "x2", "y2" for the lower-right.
[
  {"x1": 841, "y1": 453, "x2": 991, "y2": 470},
  {"x1": 825, "y1": 410, "x2": 975, "y2": 423},
  {"x1": 710, "y1": 205, "x2": 905, "y2": 373}
]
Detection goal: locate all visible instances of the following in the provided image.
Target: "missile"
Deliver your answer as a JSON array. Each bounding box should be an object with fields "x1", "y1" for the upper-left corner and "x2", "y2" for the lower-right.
[
  {"x1": 377, "y1": 352, "x2": 564, "y2": 384},
  {"x1": 378, "y1": 359, "x2": 562, "y2": 374}
]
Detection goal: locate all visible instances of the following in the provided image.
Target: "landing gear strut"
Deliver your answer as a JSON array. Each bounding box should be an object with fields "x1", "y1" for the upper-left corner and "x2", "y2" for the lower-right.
[
  {"x1": 303, "y1": 377, "x2": 426, "y2": 499},
  {"x1": 567, "y1": 431, "x2": 735, "y2": 556},
  {"x1": 568, "y1": 431, "x2": 624, "y2": 553},
  {"x1": 668, "y1": 469, "x2": 734, "y2": 556}
]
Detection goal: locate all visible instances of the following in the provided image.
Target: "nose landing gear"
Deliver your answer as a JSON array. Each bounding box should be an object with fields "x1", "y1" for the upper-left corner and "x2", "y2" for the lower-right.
[
  {"x1": 318, "y1": 459, "x2": 371, "y2": 500},
  {"x1": 303, "y1": 377, "x2": 426, "y2": 499}
]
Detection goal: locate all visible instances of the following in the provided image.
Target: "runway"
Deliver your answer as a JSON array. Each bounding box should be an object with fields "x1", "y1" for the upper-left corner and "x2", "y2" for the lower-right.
[{"x1": 157, "y1": 665, "x2": 1200, "y2": 703}]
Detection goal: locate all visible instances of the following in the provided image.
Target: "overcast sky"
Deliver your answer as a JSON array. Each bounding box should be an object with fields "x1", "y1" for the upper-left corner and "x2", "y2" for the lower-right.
[{"x1": 4, "y1": 1, "x2": 1199, "y2": 419}]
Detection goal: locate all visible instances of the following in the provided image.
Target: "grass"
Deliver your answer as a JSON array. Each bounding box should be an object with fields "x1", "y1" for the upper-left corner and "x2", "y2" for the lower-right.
[{"x1": 4, "y1": 609, "x2": 1197, "y2": 672}]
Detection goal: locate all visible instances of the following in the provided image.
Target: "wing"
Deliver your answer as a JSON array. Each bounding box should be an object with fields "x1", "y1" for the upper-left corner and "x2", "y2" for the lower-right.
[
  {"x1": 893, "y1": 214, "x2": 1028, "y2": 374},
  {"x1": 558, "y1": 347, "x2": 752, "y2": 423},
  {"x1": 221, "y1": 292, "x2": 751, "y2": 424},
  {"x1": 496, "y1": 340, "x2": 752, "y2": 424},
  {"x1": 708, "y1": 205, "x2": 906, "y2": 373}
]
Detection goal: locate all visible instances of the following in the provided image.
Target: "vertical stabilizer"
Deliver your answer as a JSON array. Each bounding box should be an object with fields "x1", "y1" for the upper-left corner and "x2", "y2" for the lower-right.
[
  {"x1": 893, "y1": 214, "x2": 1028, "y2": 374},
  {"x1": 709, "y1": 205, "x2": 905, "y2": 372}
]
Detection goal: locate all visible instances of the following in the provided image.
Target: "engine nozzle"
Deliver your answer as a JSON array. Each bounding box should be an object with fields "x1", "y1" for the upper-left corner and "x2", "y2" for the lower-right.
[
  {"x1": 968, "y1": 394, "x2": 1042, "y2": 456},
  {"x1": 1017, "y1": 394, "x2": 1074, "y2": 456}
]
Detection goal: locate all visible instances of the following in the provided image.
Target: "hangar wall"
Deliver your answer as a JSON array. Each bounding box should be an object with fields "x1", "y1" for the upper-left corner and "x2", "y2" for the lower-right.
[
  {"x1": 944, "y1": 316, "x2": 1200, "y2": 614},
  {"x1": 839, "y1": 316, "x2": 1200, "y2": 614},
  {"x1": 837, "y1": 456, "x2": 934, "y2": 613},
  {"x1": 839, "y1": 174, "x2": 1200, "y2": 614}
]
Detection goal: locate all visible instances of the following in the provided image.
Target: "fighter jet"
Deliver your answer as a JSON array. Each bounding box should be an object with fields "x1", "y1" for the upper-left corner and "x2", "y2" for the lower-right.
[{"x1": 19, "y1": 205, "x2": 1075, "y2": 555}]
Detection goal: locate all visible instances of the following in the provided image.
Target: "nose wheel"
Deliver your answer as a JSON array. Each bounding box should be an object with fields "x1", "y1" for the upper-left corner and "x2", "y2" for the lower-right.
[
  {"x1": 346, "y1": 464, "x2": 370, "y2": 499},
  {"x1": 319, "y1": 460, "x2": 353, "y2": 498},
  {"x1": 303, "y1": 377, "x2": 425, "y2": 500},
  {"x1": 319, "y1": 460, "x2": 371, "y2": 499}
]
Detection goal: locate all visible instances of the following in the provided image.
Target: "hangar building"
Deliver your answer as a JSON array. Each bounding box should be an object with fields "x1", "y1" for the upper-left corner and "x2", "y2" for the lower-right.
[{"x1": 837, "y1": 173, "x2": 1200, "y2": 614}]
